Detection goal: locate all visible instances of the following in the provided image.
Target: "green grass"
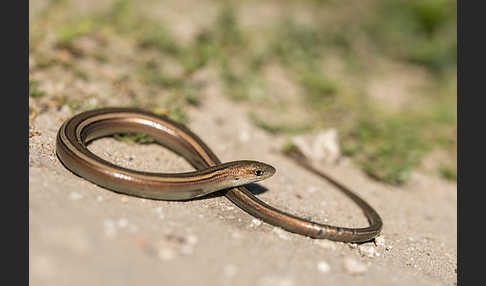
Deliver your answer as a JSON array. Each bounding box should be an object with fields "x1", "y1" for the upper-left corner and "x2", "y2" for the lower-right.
[
  {"x1": 341, "y1": 97, "x2": 457, "y2": 185},
  {"x1": 342, "y1": 115, "x2": 429, "y2": 184},
  {"x1": 438, "y1": 165, "x2": 457, "y2": 181},
  {"x1": 249, "y1": 113, "x2": 312, "y2": 135},
  {"x1": 56, "y1": 18, "x2": 97, "y2": 44},
  {"x1": 214, "y1": 3, "x2": 244, "y2": 48},
  {"x1": 112, "y1": 106, "x2": 190, "y2": 145},
  {"x1": 37, "y1": 0, "x2": 201, "y2": 123},
  {"x1": 29, "y1": 80, "x2": 46, "y2": 98},
  {"x1": 137, "y1": 60, "x2": 184, "y2": 89},
  {"x1": 179, "y1": 32, "x2": 216, "y2": 75},
  {"x1": 113, "y1": 133, "x2": 156, "y2": 144},
  {"x1": 29, "y1": 0, "x2": 456, "y2": 184},
  {"x1": 268, "y1": 18, "x2": 346, "y2": 114},
  {"x1": 366, "y1": 0, "x2": 456, "y2": 73},
  {"x1": 53, "y1": 95, "x2": 100, "y2": 112},
  {"x1": 137, "y1": 24, "x2": 180, "y2": 56},
  {"x1": 271, "y1": 19, "x2": 323, "y2": 67},
  {"x1": 408, "y1": 0, "x2": 454, "y2": 36},
  {"x1": 164, "y1": 105, "x2": 190, "y2": 124},
  {"x1": 298, "y1": 71, "x2": 339, "y2": 103},
  {"x1": 220, "y1": 60, "x2": 266, "y2": 102},
  {"x1": 281, "y1": 140, "x2": 299, "y2": 154}
]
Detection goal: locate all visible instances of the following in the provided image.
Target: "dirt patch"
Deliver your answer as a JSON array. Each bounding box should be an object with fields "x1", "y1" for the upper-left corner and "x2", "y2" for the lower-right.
[{"x1": 30, "y1": 92, "x2": 456, "y2": 285}]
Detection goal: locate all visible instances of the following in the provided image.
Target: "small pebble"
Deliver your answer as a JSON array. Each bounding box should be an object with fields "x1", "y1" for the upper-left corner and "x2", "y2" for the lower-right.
[
  {"x1": 103, "y1": 219, "x2": 117, "y2": 238},
  {"x1": 251, "y1": 219, "x2": 262, "y2": 227},
  {"x1": 154, "y1": 207, "x2": 164, "y2": 219},
  {"x1": 317, "y1": 260, "x2": 331, "y2": 273},
  {"x1": 120, "y1": 197, "x2": 129, "y2": 203},
  {"x1": 291, "y1": 129, "x2": 341, "y2": 163},
  {"x1": 69, "y1": 192, "x2": 83, "y2": 200},
  {"x1": 343, "y1": 257, "x2": 368, "y2": 275},
  {"x1": 375, "y1": 236, "x2": 386, "y2": 247},
  {"x1": 358, "y1": 245, "x2": 377, "y2": 257},
  {"x1": 186, "y1": 234, "x2": 198, "y2": 245},
  {"x1": 239, "y1": 130, "x2": 250, "y2": 142},
  {"x1": 96, "y1": 196, "x2": 103, "y2": 202}
]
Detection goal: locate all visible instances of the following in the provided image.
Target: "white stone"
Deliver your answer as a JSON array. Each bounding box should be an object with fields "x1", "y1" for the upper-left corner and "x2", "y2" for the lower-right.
[
  {"x1": 103, "y1": 219, "x2": 117, "y2": 238},
  {"x1": 251, "y1": 219, "x2": 262, "y2": 227},
  {"x1": 239, "y1": 130, "x2": 250, "y2": 142},
  {"x1": 317, "y1": 261, "x2": 331, "y2": 273},
  {"x1": 358, "y1": 245, "x2": 377, "y2": 257},
  {"x1": 291, "y1": 129, "x2": 341, "y2": 163},
  {"x1": 154, "y1": 207, "x2": 164, "y2": 219},
  {"x1": 69, "y1": 192, "x2": 82, "y2": 200},
  {"x1": 186, "y1": 234, "x2": 198, "y2": 245},
  {"x1": 375, "y1": 235, "x2": 386, "y2": 247}
]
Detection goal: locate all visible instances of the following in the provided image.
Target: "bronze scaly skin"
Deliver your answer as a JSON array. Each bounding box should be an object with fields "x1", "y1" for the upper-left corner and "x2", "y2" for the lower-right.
[{"x1": 56, "y1": 108, "x2": 382, "y2": 242}]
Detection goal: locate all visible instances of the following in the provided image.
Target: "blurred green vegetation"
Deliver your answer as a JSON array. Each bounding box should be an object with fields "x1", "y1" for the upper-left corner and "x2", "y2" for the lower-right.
[
  {"x1": 342, "y1": 113, "x2": 431, "y2": 184},
  {"x1": 113, "y1": 133, "x2": 156, "y2": 145},
  {"x1": 29, "y1": 80, "x2": 46, "y2": 98},
  {"x1": 249, "y1": 113, "x2": 313, "y2": 135},
  {"x1": 367, "y1": 0, "x2": 456, "y2": 73},
  {"x1": 438, "y1": 165, "x2": 457, "y2": 181},
  {"x1": 29, "y1": 0, "x2": 456, "y2": 185}
]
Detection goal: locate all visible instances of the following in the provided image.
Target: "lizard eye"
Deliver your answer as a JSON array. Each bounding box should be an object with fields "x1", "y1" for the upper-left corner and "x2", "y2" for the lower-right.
[{"x1": 255, "y1": 170, "x2": 264, "y2": 176}]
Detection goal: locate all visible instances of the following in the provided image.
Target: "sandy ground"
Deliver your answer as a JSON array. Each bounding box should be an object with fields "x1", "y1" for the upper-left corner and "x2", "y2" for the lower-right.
[{"x1": 29, "y1": 91, "x2": 457, "y2": 286}]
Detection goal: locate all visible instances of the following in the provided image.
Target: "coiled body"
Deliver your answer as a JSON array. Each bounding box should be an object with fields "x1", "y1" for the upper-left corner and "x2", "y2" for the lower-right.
[{"x1": 56, "y1": 108, "x2": 382, "y2": 242}]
